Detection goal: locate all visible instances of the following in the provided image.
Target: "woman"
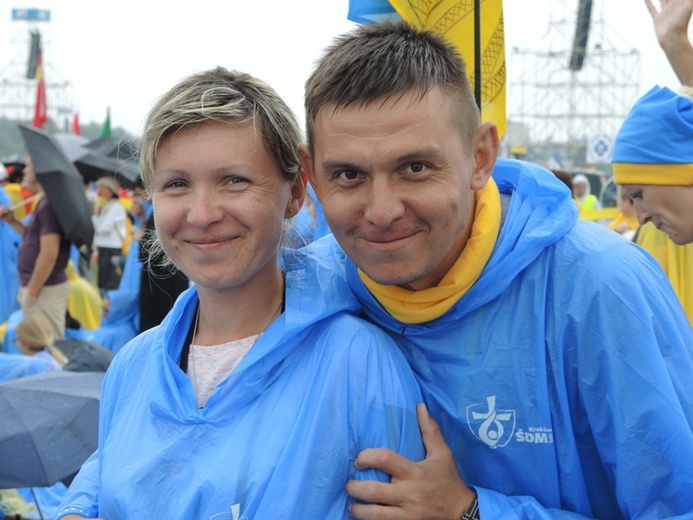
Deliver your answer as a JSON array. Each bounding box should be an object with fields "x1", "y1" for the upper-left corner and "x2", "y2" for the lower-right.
[
  {"x1": 56, "y1": 67, "x2": 424, "y2": 519},
  {"x1": 613, "y1": 85, "x2": 693, "y2": 244},
  {"x1": 92, "y1": 176, "x2": 127, "y2": 291},
  {"x1": 15, "y1": 313, "x2": 67, "y2": 370}
]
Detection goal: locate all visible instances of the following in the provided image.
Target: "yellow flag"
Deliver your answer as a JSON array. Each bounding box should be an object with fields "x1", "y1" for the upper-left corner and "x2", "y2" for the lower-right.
[{"x1": 388, "y1": 0, "x2": 506, "y2": 139}]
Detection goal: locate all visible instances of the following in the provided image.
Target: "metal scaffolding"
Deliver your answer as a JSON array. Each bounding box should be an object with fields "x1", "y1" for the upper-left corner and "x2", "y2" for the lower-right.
[
  {"x1": 0, "y1": 8, "x2": 75, "y2": 127},
  {"x1": 506, "y1": 0, "x2": 640, "y2": 168}
]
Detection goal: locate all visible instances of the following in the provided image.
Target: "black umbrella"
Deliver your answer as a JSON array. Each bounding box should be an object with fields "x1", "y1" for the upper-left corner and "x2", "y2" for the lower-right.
[
  {"x1": 19, "y1": 125, "x2": 95, "y2": 248},
  {"x1": 52, "y1": 133, "x2": 140, "y2": 189},
  {"x1": 0, "y1": 370, "x2": 104, "y2": 488},
  {"x1": 54, "y1": 134, "x2": 140, "y2": 188},
  {"x1": 54, "y1": 339, "x2": 115, "y2": 372}
]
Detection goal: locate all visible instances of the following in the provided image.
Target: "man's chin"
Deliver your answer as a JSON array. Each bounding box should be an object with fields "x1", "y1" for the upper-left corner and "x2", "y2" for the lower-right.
[{"x1": 357, "y1": 263, "x2": 421, "y2": 288}]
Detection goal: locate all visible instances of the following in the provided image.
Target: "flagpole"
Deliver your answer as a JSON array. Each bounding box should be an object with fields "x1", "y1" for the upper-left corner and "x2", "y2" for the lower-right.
[{"x1": 474, "y1": 0, "x2": 481, "y2": 111}]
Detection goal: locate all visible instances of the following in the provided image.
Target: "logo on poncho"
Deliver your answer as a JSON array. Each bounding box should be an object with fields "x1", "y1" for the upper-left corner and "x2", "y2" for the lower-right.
[{"x1": 467, "y1": 395, "x2": 516, "y2": 449}]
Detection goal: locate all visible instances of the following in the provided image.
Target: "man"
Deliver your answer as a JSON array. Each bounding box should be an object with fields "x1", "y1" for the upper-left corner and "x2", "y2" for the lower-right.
[
  {"x1": 0, "y1": 155, "x2": 71, "y2": 339},
  {"x1": 299, "y1": 22, "x2": 693, "y2": 519},
  {"x1": 616, "y1": 0, "x2": 693, "y2": 246}
]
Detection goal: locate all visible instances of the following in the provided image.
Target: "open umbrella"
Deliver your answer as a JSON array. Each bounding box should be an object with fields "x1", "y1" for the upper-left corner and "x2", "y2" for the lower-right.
[
  {"x1": 19, "y1": 125, "x2": 95, "y2": 248},
  {"x1": 0, "y1": 370, "x2": 104, "y2": 488},
  {"x1": 55, "y1": 134, "x2": 140, "y2": 189},
  {"x1": 54, "y1": 339, "x2": 115, "y2": 372}
]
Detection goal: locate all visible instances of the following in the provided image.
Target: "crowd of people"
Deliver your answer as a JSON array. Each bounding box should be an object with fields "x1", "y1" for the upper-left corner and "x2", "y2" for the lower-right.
[{"x1": 1, "y1": 0, "x2": 692, "y2": 518}]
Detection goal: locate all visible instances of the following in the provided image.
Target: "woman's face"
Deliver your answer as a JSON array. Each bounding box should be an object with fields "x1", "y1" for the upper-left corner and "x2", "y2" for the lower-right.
[
  {"x1": 151, "y1": 121, "x2": 304, "y2": 293},
  {"x1": 621, "y1": 183, "x2": 693, "y2": 245}
]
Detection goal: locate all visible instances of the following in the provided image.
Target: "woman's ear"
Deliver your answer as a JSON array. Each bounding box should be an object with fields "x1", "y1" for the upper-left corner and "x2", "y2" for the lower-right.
[
  {"x1": 297, "y1": 144, "x2": 319, "y2": 197},
  {"x1": 286, "y1": 169, "x2": 307, "y2": 218}
]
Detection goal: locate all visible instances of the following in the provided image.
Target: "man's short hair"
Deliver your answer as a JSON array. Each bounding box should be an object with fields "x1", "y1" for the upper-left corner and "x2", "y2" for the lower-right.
[{"x1": 304, "y1": 21, "x2": 480, "y2": 152}]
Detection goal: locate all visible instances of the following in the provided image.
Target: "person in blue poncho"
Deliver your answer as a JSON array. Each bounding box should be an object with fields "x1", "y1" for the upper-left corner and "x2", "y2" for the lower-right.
[
  {"x1": 0, "y1": 184, "x2": 21, "y2": 325},
  {"x1": 55, "y1": 67, "x2": 424, "y2": 520},
  {"x1": 612, "y1": 85, "x2": 693, "y2": 245},
  {"x1": 298, "y1": 22, "x2": 693, "y2": 520},
  {"x1": 84, "y1": 289, "x2": 138, "y2": 354}
]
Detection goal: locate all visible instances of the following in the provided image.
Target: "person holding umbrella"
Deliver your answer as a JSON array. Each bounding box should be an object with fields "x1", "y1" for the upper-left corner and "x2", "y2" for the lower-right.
[
  {"x1": 0, "y1": 154, "x2": 71, "y2": 340},
  {"x1": 55, "y1": 67, "x2": 425, "y2": 519}
]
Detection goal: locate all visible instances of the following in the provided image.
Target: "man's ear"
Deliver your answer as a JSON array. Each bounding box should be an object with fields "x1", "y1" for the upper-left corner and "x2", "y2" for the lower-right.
[
  {"x1": 297, "y1": 144, "x2": 319, "y2": 196},
  {"x1": 470, "y1": 122, "x2": 499, "y2": 190}
]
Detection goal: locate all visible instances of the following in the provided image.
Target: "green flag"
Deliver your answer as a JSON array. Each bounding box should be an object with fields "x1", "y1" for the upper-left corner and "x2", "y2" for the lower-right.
[{"x1": 100, "y1": 107, "x2": 112, "y2": 138}]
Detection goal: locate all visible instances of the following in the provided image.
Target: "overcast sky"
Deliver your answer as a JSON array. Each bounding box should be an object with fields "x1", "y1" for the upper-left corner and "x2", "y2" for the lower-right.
[{"x1": 0, "y1": 0, "x2": 683, "y2": 136}]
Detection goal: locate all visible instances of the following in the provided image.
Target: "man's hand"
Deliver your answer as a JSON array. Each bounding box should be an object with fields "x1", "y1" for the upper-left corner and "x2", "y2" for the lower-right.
[{"x1": 347, "y1": 403, "x2": 476, "y2": 520}]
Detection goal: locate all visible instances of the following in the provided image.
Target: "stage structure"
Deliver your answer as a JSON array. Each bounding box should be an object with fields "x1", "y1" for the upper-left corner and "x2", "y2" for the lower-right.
[
  {"x1": 0, "y1": 8, "x2": 75, "y2": 128},
  {"x1": 507, "y1": 0, "x2": 640, "y2": 168}
]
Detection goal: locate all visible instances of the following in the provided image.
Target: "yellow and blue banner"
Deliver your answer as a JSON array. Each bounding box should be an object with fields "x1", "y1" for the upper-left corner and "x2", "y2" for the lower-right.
[{"x1": 347, "y1": 0, "x2": 507, "y2": 139}]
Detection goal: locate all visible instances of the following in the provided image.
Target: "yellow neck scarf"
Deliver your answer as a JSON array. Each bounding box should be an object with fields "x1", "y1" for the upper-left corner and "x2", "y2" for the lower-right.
[{"x1": 359, "y1": 177, "x2": 501, "y2": 324}]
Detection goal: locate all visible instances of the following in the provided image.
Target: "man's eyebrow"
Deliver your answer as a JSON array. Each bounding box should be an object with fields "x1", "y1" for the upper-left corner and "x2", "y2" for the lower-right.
[
  {"x1": 318, "y1": 147, "x2": 444, "y2": 174},
  {"x1": 319, "y1": 160, "x2": 361, "y2": 172}
]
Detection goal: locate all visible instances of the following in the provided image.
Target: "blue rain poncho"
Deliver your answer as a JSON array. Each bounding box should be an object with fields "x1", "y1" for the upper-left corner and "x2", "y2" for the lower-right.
[
  {"x1": 85, "y1": 289, "x2": 138, "y2": 354},
  {"x1": 55, "y1": 248, "x2": 425, "y2": 519},
  {"x1": 308, "y1": 158, "x2": 693, "y2": 519},
  {"x1": 0, "y1": 186, "x2": 21, "y2": 324}
]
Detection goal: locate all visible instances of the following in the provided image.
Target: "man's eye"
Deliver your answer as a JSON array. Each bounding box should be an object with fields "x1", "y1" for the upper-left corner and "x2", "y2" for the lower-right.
[
  {"x1": 338, "y1": 170, "x2": 359, "y2": 181},
  {"x1": 406, "y1": 163, "x2": 426, "y2": 173}
]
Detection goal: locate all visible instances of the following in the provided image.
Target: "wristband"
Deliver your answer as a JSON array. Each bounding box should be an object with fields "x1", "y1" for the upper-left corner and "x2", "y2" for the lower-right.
[{"x1": 461, "y1": 497, "x2": 479, "y2": 520}]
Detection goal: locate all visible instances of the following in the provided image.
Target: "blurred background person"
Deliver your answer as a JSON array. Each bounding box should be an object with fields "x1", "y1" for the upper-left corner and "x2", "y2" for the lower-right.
[
  {"x1": 85, "y1": 289, "x2": 138, "y2": 354},
  {"x1": 613, "y1": 85, "x2": 693, "y2": 244},
  {"x1": 92, "y1": 176, "x2": 127, "y2": 292},
  {"x1": 0, "y1": 155, "x2": 71, "y2": 340},
  {"x1": 607, "y1": 187, "x2": 640, "y2": 240},
  {"x1": 572, "y1": 173, "x2": 602, "y2": 221},
  {"x1": 15, "y1": 313, "x2": 67, "y2": 370}
]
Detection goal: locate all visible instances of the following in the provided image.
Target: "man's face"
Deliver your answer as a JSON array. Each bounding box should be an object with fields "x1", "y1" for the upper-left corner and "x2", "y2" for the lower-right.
[
  {"x1": 621, "y1": 183, "x2": 693, "y2": 244},
  {"x1": 302, "y1": 87, "x2": 497, "y2": 290}
]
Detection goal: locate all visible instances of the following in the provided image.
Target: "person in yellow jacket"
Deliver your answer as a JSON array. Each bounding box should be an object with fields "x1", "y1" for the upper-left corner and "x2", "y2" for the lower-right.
[
  {"x1": 572, "y1": 174, "x2": 601, "y2": 221},
  {"x1": 65, "y1": 260, "x2": 102, "y2": 331}
]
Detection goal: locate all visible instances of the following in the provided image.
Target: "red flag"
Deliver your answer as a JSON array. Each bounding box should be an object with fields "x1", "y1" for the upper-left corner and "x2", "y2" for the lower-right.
[
  {"x1": 72, "y1": 112, "x2": 81, "y2": 135},
  {"x1": 32, "y1": 48, "x2": 48, "y2": 128}
]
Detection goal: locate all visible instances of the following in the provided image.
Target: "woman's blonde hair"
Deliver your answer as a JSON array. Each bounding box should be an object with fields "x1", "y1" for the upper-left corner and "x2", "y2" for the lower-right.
[
  {"x1": 16, "y1": 314, "x2": 67, "y2": 367},
  {"x1": 138, "y1": 67, "x2": 304, "y2": 271}
]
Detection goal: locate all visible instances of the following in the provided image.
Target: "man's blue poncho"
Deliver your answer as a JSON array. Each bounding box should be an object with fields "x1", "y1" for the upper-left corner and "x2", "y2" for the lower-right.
[{"x1": 308, "y1": 158, "x2": 693, "y2": 519}]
